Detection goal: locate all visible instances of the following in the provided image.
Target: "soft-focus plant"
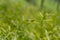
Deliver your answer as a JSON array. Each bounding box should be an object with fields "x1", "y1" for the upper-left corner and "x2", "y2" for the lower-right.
[{"x1": 0, "y1": 0, "x2": 60, "y2": 40}]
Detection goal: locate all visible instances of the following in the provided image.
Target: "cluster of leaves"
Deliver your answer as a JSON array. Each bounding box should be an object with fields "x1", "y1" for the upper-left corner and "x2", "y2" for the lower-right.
[{"x1": 0, "y1": 0, "x2": 60, "y2": 40}]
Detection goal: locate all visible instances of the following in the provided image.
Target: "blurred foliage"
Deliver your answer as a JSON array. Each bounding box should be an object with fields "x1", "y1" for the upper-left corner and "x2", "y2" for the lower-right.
[{"x1": 0, "y1": 0, "x2": 60, "y2": 40}]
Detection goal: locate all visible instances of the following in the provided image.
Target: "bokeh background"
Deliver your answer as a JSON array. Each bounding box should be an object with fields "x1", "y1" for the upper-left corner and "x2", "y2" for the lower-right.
[{"x1": 0, "y1": 0, "x2": 60, "y2": 40}]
